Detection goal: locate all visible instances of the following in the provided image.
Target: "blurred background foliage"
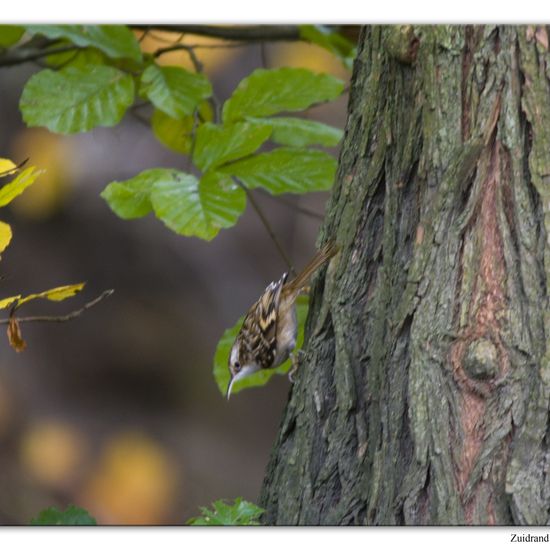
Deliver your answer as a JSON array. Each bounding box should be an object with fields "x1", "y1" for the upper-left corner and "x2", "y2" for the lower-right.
[{"x1": 0, "y1": 26, "x2": 354, "y2": 524}]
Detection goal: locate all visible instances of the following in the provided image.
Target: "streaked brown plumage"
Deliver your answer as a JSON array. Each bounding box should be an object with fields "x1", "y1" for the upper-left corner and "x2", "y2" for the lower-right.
[{"x1": 226, "y1": 241, "x2": 338, "y2": 398}]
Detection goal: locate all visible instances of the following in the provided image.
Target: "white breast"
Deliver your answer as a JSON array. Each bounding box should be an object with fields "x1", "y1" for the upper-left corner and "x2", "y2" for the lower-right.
[{"x1": 274, "y1": 303, "x2": 297, "y2": 367}]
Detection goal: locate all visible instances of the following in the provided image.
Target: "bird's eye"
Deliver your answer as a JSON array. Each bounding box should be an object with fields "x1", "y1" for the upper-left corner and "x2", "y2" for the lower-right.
[{"x1": 234, "y1": 361, "x2": 241, "y2": 372}]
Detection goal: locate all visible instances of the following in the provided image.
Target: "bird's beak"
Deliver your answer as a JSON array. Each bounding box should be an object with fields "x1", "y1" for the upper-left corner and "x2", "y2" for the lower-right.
[{"x1": 226, "y1": 376, "x2": 235, "y2": 400}]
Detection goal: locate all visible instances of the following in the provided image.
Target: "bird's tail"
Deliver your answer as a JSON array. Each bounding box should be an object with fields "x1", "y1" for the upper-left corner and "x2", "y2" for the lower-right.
[{"x1": 286, "y1": 240, "x2": 338, "y2": 294}]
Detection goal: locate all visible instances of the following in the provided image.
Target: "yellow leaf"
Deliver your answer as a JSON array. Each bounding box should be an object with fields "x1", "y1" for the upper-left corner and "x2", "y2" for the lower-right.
[
  {"x1": 0, "y1": 221, "x2": 12, "y2": 253},
  {"x1": 18, "y1": 282, "x2": 85, "y2": 307},
  {"x1": 0, "y1": 166, "x2": 44, "y2": 207},
  {"x1": 0, "y1": 158, "x2": 18, "y2": 178},
  {"x1": 0, "y1": 295, "x2": 21, "y2": 309}
]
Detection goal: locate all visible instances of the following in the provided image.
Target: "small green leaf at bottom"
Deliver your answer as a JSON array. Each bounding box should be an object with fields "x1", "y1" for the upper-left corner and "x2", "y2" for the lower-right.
[
  {"x1": 187, "y1": 498, "x2": 264, "y2": 526},
  {"x1": 31, "y1": 505, "x2": 97, "y2": 526}
]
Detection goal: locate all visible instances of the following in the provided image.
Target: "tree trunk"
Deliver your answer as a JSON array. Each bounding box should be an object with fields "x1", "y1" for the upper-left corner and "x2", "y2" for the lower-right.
[{"x1": 259, "y1": 25, "x2": 550, "y2": 525}]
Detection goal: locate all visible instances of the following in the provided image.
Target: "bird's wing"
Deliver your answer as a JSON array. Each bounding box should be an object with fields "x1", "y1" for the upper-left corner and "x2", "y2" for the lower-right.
[{"x1": 240, "y1": 273, "x2": 287, "y2": 370}]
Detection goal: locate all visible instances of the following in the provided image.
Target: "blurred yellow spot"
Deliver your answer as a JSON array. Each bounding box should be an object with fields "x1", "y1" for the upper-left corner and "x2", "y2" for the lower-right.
[
  {"x1": 269, "y1": 41, "x2": 350, "y2": 79},
  {"x1": 10, "y1": 128, "x2": 73, "y2": 220},
  {"x1": 80, "y1": 432, "x2": 179, "y2": 525},
  {"x1": 20, "y1": 420, "x2": 86, "y2": 488}
]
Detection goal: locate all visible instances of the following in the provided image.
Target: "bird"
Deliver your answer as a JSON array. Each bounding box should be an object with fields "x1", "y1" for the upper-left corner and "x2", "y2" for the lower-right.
[{"x1": 226, "y1": 240, "x2": 338, "y2": 399}]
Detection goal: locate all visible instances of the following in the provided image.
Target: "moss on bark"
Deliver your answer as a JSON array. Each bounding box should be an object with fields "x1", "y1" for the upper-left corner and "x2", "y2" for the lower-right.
[{"x1": 260, "y1": 25, "x2": 550, "y2": 525}]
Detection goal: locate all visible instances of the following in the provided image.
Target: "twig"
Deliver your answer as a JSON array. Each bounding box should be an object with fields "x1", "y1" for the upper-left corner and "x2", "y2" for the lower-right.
[
  {"x1": 210, "y1": 92, "x2": 222, "y2": 123},
  {"x1": 0, "y1": 44, "x2": 81, "y2": 67},
  {"x1": 0, "y1": 289, "x2": 114, "y2": 324},
  {"x1": 129, "y1": 102, "x2": 151, "y2": 127},
  {"x1": 186, "y1": 109, "x2": 201, "y2": 172},
  {"x1": 147, "y1": 30, "x2": 185, "y2": 45},
  {"x1": 186, "y1": 42, "x2": 253, "y2": 50},
  {"x1": 130, "y1": 25, "x2": 301, "y2": 43},
  {"x1": 130, "y1": 109, "x2": 150, "y2": 128},
  {"x1": 131, "y1": 101, "x2": 150, "y2": 111},
  {"x1": 138, "y1": 29, "x2": 150, "y2": 43},
  {"x1": 259, "y1": 42, "x2": 269, "y2": 69},
  {"x1": 235, "y1": 179, "x2": 296, "y2": 276},
  {"x1": 0, "y1": 158, "x2": 29, "y2": 179},
  {"x1": 154, "y1": 44, "x2": 204, "y2": 73},
  {"x1": 259, "y1": 192, "x2": 325, "y2": 221}
]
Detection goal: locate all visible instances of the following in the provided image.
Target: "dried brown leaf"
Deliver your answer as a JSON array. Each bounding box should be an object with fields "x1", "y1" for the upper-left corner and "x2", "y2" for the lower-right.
[{"x1": 8, "y1": 317, "x2": 26, "y2": 352}]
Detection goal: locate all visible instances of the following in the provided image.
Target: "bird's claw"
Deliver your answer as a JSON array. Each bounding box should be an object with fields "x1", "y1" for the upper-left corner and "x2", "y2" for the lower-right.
[{"x1": 288, "y1": 350, "x2": 306, "y2": 383}]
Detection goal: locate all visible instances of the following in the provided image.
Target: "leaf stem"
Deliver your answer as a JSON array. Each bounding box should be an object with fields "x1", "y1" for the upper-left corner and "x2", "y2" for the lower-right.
[
  {"x1": 235, "y1": 179, "x2": 296, "y2": 276},
  {"x1": 154, "y1": 44, "x2": 204, "y2": 73},
  {"x1": 258, "y1": 191, "x2": 325, "y2": 221}
]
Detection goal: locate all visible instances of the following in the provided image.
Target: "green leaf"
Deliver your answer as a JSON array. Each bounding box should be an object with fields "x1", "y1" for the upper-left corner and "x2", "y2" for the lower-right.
[
  {"x1": 26, "y1": 25, "x2": 142, "y2": 62},
  {"x1": 299, "y1": 25, "x2": 357, "y2": 70},
  {"x1": 223, "y1": 67, "x2": 344, "y2": 123},
  {"x1": 193, "y1": 122, "x2": 271, "y2": 171},
  {"x1": 0, "y1": 166, "x2": 44, "y2": 207},
  {"x1": 20, "y1": 65, "x2": 135, "y2": 134},
  {"x1": 31, "y1": 505, "x2": 97, "y2": 526},
  {"x1": 140, "y1": 64, "x2": 212, "y2": 120},
  {"x1": 151, "y1": 170, "x2": 246, "y2": 240},
  {"x1": 187, "y1": 498, "x2": 264, "y2": 526},
  {"x1": 219, "y1": 148, "x2": 336, "y2": 195},
  {"x1": 101, "y1": 170, "x2": 157, "y2": 219},
  {"x1": 151, "y1": 109, "x2": 194, "y2": 154},
  {"x1": 248, "y1": 116, "x2": 343, "y2": 147},
  {"x1": 213, "y1": 296, "x2": 309, "y2": 396},
  {"x1": 0, "y1": 25, "x2": 24, "y2": 48}
]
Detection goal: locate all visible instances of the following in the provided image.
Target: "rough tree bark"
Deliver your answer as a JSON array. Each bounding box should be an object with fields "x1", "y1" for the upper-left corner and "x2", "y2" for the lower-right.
[{"x1": 259, "y1": 25, "x2": 550, "y2": 525}]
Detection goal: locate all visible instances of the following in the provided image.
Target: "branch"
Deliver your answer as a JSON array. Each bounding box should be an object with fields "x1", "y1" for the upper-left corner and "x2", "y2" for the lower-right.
[
  {"x1": 0, "y1": 289, "x2": 114, "y2": 324},
  {"x1": 130, "y1": 25, "x2": 301, "y2": 42},
  {"x1": 0, "y1": 25, "x2": 303, "y2": 69},
  {"x1": 0, "y1": 44, "x2": 81, "y2": 67}
]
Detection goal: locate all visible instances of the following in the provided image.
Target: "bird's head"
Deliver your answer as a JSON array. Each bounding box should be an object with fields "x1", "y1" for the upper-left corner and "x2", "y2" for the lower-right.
[{"x1": 226, "y1": 339, "x2": 260, "y2": 399}]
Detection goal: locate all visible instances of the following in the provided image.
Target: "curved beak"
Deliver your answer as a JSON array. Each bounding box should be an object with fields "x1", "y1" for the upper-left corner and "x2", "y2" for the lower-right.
[{"x1": 226, "y1": 376, "x2": 235, "y2": 400}]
